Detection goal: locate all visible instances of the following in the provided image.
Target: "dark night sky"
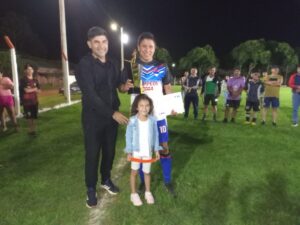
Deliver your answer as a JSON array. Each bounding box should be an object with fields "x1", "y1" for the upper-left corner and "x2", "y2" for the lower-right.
[{"x1": 1, "y1": 0, "x2": 300, "y2": 64}]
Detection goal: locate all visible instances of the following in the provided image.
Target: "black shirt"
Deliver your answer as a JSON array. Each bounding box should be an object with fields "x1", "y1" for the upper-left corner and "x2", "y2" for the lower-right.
[
  {"x1": 75, "y1": 53, "x2": 123, "y2": 119},
  {"x1": 184, "y1": 76, "x2": 201, "y2": 96}
]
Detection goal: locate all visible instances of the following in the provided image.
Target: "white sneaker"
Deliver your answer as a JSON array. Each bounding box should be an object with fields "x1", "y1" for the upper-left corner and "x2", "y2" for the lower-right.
[
  {"x1": 145, "y1": 192, "x2": 155, "y2": 204},
  {"x1": 130, "y1": 193, "x2": 143, "y2": 206},
  {"x1": 292, "y1": 123, "x2": 298, "y2": 127}
]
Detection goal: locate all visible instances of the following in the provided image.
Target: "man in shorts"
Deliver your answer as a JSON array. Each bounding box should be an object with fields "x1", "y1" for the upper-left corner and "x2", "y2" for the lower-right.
[
  {"x1": 262, "y1": 65, "x2": 283, "y2": 126},
  {"x1": 130, "y1": 32, "x2": 176, "y2": 196},
  {"x1": 244, "y1": 71, "x2": 264, "y2": 125},
  {"x1": 201, "y1": 66, "x2": 221, "y2": 121},
  {"x1": 223, "y1": 68, "x2": 245, "y2": 123}
]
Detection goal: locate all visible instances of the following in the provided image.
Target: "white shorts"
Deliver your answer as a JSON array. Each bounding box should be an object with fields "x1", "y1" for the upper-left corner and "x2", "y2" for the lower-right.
[{"x1": 131, "y1": 156, "x2": 152, "y2": 174}]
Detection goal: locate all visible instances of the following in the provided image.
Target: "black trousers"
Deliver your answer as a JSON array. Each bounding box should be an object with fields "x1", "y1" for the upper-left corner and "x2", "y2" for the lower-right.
[
  {"x1": 184, "y1": 94, "x2": 199, "y2": 118},
  {"x1": 82, "y1": 113, "x2": 118, "y2": 189}
]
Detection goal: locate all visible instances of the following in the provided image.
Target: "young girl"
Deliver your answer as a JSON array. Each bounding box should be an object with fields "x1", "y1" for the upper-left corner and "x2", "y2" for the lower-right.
[{"x1": 125, "y1": 94, "x2": 161, "y2": 206}]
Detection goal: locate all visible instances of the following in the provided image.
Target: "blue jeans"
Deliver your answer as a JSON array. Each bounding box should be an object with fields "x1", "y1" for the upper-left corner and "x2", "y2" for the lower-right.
[{"x1": 292, "y1": 93, "x2": 300, "y2": 123}]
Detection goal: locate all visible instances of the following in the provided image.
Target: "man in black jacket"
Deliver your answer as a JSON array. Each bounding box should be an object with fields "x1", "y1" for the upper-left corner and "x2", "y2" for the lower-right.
[{"x1": 75, "y1": 27, "x2": 133, "y2": 208}]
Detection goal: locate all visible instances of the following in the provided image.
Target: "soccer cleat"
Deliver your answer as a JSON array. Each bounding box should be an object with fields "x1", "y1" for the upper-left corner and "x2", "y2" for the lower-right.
[
  {"x1": 130, "y1": 193, "x2": 143, "y2": 206},
  {"x1": 145, "y1": 192, "x2": 155, "y2": 204},
  {"x1": 230, "y1": 118, "x2": 235, "y2": 123},
  {"x1": 164, "y1": 183, "x2": 176, "y2": 197},
  {"x1": 86, "y1": 188, "x2": 97, "y2": 208},
  {"x1": 251, "y1": 122, "x2": 257, "y2": 126},
  {"x1": 261, "y1": 121, "x2": 266, "y2": 125},
  {"x1": 201, "y1": 114, "x2": 206, "y2": 121},
  {"x1": 213, "y1": 114, "x2": 217, "y2": 122},
  {"x1": 101, "y1": 179, "x2": 120, "y2": 195},
  {"x1": 292, "y1": 123, "x2": 299, "y2": 127},
  {"x1": 223, "y1": 118, "x2": 228, "y2": 123},
  {"x1": 272, "y1": 122, "x2": 277, "y2": 127}
]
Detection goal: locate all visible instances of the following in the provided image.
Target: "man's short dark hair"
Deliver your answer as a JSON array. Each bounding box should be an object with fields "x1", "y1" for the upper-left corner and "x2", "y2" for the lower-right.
[
  {"x1": 271, "y1": 65, "x2": 279, "y2": 69},
  {"x1": 24, "y1": 63, "x2": 34, "y2": 70},
  {"x1": 137, "y1": 32, "x2": 156, "y2": 46},
  {"x1": 87, "y1": 26, "x2": 108, "y2": 40}
]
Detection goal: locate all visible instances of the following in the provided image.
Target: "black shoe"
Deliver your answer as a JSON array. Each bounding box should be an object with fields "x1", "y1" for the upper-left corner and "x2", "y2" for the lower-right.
[
  {"x1": 223, "y1": 118, "x2": 228, "y2": 123},
  {"x1": 230, "y1": 118, "x2": 235, "y2": 123},
  {"x1": 164, "y1": 183, "x2": 176, "y2": 197},
  {"x1": 213, "y1": 115, "x2": 217, "y2": 122},
  {"x1": 261, "y1": 121, "x2": 266, "y2": 125},
  {"x1": 138, "y1": 182, "x2": 145, "y2": 194},
  {"x1": 101, "y1": 179, "x2": 120, "y2": 195},
  {"x1": 86, "y1": 188, "x2": 97, "y2": 208},
  {"x1": 201, "y1": 115, "x2": 206, "y2": 121},
  {"x1": 272, "y1": 122, "x2": 277, "y2": 127},
  {"x1": 28, "y1": 131, "x2": 37, "y2": 136}
]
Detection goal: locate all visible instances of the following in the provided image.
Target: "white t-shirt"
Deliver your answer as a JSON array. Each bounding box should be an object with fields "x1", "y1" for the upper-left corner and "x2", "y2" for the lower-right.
[{"x1": 133, "y1": 119, "x2": 151, "y2": 158}]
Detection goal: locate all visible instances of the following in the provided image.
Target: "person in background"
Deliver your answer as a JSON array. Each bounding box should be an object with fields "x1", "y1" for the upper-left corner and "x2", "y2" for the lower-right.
[
  {"x1": 244, "y1": 71, "x2": 264, "y2": 125},
  {"x1": 223, "y1": 68, "x2": 245, "y2": 123},
  {"x1": 183, "y1": 67, "x2": 201, "y2": 120},
  {"x1": 181, "y1": 71, "x2": 189, "y2": 100},
  {"x1": 221, "y1": 75, "x2": 229, "y2": 108},
  {"x1": 288, "y1": 65, "x2": 300, "y2": 127},
  {"x1": 201, "y1": 66, "x2": 221, "y2": 121},
  {"x1": 19, "y1": 64, "x2": 40, "y2": 135},
  {"x1": 0, "y1": 70, "x2": 18, "y2": 132},
  {"x1": 261, "y1": 65, "x2": 283, "y2": 126},
  {"x1": 259, "y1": 71, "x2": 268, "y2": 108}
]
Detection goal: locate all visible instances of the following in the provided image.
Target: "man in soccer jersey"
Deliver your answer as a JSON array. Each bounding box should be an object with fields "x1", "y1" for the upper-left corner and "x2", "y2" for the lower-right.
[
  {"x1": 201, "y1": 66, "x2": 221, "y2": 121},
  {"x1": 129, "y1": 32, "x2": 176, "y2": 196}
]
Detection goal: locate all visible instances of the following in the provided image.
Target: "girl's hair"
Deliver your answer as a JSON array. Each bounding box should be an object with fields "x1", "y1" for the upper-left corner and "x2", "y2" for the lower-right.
[{"x1": 131, "y1": 94, "x2": 154, "y2": 116}]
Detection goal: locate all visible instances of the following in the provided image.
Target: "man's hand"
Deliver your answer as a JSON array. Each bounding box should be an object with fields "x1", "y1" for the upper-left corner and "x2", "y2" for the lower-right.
[
  {"x1": 119, "y1": 79, "x2": 134, "y2": 92},
  {"x1": 127, "y1": 153, "x2": 132, "y2": 162},
  {"x1": 112, "y1": 111, "x2": 129, "y2": 125},
  {"x1": 170, "y1": 110, "x2": 177, "y2": 116},
  {"x1": 155, "y1": 152, "x2": 160, "y2": 160}
]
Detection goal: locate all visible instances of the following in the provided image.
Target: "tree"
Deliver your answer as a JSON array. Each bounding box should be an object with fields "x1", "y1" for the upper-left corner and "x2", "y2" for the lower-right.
[
  {"x1": 231, "y1": 39, "x2": 271, "y2": 74},
  {"x1": 266, "y1": 41, "x2": 298, "y2": 83},
  {"x1": 154, "y1": 47, "x2": 173, "y2": 66},
  {"x1": 178, "y1": 45, "x2": 218, "y2": 75}
]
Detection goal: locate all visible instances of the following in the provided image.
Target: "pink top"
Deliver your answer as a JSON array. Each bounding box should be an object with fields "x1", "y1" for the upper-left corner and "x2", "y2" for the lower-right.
[{"x1": 0, "y1": 77, "x2": 14, "y2": 96}]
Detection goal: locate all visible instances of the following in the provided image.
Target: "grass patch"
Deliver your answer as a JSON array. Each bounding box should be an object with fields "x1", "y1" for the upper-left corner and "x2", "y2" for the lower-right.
[{"x1": 1, "y1": 87, "x2": 300, "y2": 225}]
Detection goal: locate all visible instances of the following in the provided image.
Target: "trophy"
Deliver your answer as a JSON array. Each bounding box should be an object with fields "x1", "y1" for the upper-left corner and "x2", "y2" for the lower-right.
[{"x1": 129, "y1": 49, "x2": 141, "y2": 94}]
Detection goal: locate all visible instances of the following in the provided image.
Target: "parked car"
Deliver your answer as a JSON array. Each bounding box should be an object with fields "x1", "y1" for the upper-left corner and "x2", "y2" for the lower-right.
[{"x1": 59, "y1": 81, "x2": 81, "y2": 94}]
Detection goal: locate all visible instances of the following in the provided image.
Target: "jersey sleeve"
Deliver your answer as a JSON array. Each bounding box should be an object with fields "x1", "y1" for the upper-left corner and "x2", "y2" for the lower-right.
[{"x1": 162, "y1": 66, "x2": 171, "y2": 85}]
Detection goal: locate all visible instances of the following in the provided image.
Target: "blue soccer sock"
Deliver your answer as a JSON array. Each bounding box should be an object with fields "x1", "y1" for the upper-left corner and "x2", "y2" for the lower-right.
[
  {"x1": 138, "y1": 163, "x2": 144, "y2": 183},
  {"x1": 160, "y1": 154, "x2": 172, "y2": 184}
]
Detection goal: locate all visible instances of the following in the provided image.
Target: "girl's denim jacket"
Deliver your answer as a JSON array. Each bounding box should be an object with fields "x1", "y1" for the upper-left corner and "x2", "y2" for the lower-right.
[{"x1": 125, "y1": 115, "x2": 163, "y2": 154}]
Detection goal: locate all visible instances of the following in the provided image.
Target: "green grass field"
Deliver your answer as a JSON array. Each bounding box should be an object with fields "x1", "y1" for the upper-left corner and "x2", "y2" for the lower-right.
[{"x1": 1, "y1": 87, "x2": 300, "y2": 225}]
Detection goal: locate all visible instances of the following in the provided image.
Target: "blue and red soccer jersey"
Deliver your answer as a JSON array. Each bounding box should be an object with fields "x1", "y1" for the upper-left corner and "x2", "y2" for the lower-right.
[{"x1": 133, "y1": 59, "x2": 171, "y2": 143}]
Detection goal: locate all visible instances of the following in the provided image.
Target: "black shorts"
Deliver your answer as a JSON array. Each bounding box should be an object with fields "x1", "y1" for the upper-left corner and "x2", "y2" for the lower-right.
[
  {"x1": 204, "y1": 94, "x2": 217, "y2": 106},
  {"x1": 245, "y1": 101, "x2": 260, "y2": 112},
  {"x1": 23, "y1": 104, "x2": 38, "y2": 119},
  {"x1": 226, "y1": 99, "x2": 241, "y2": 109}
]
